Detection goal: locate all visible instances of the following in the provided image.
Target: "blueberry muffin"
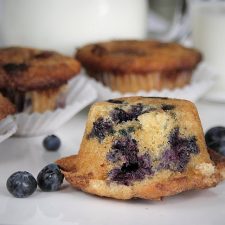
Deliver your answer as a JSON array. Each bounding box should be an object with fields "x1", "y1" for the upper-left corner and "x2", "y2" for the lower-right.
[
  {"x1": 57, "y1": 97, "x2": 224, "y2": 200},
  {"x1": 0, "y1": 47, "x2": 80, "y2": 113},
  {"x1": 76, "y1": 40, "x2": 202, "y2": 93}
]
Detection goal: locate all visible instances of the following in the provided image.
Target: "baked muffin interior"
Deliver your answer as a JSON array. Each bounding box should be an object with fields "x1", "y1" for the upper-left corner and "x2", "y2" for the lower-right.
[{"x1": 57, "y1": 97, "x2": 223, "y2": 200}]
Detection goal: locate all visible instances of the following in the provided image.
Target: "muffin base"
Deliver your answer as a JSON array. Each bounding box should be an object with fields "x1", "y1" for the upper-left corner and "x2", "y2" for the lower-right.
[
  {"x1": 1, "y1": 85, "x2": 67, "y2": 113},
  {"x1": 87, "y1": 70, "x2": 192, "y2": 93}
]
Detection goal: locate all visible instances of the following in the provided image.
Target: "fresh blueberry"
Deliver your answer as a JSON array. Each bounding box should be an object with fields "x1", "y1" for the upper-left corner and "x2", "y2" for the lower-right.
[
  {"x1": 205, "y1": 126, "x2": 225, "y2": 155},
  {"x1": 43, "y1": 135, "x2": 61, "y2": 151},
  {"x1": 6, "y1": 171, "x2": 37, "y2": 198},
  {"x1": 37, "y1": 163, "x2": 64, "y2": 191}
]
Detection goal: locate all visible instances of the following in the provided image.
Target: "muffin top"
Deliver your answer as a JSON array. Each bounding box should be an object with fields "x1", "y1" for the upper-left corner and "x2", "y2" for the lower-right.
[
  {"x1": 0, "y1": 47, "x2": 81, "y2": 92},
  {"x1": 75, "y1": 40, "x2": 202, "y2": 74},
  {"x1": 0, "y1": 94, "x2": 15, "y2": 119}
]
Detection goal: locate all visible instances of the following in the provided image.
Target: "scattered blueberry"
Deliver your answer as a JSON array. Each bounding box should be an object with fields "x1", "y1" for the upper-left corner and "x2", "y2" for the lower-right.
[
  {"x1": 43, "y1": 135, "x2": 61, "y2": 151},
  {"x1": 37, "y1": 163, "x2": 64, "y2": 192},
  {"x1": 205, "y1": 126, "x2": 225, "y2": 155},
  {"x1": 6, "y1": 171, "x2": 37, "y2": 198}
]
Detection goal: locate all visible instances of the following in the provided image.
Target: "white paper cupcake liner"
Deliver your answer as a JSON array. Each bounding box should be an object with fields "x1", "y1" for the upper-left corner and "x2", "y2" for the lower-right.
[
  {"x1": 14, "y1": 75, "x2": 97, "y2": 137},
  {"x1": 0, "y1": 116, "x2": 17, "y2": 143},
  {"x1": 87, "y1": 63, "x2": 217, "y2": 102}
]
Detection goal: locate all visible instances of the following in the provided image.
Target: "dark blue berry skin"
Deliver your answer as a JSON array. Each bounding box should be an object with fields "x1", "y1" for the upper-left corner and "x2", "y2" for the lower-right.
[
  {"x1": 110, "y1": 108, "x2": 130, "y2": 123},
  {"x1": 129, "y1": 103, "x2": 144, "y2": 119},
  {"x1": 43, "y1": 135, "x2": 61, "y2": 151},
  {"x1": 205, "y1": 126, "x2": 225, "y2": 155},
  {"x1": 37, "y1": 164, "x2": 64, "y2": 192},
  {"x1": 110, "y1": 104, "x2": 153, "y2": 124},
  {"x1": 88, "y1": 117, "x2": 114, "y2": 142},
  {"x1": 108, "y1": 153, "x2": 153, "y2": 186},
  {"x1": 158, "y1": 128, "x2": 199, "y2": 172},
  {"x1": 6, "y1": 171, "x2": 37, "y2": 198},
  {"x1": 107, "y1": 137, "x2": 153, "y2": 185}
]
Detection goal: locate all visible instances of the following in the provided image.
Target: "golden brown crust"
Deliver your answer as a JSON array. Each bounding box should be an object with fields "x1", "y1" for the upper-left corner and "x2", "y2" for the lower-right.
[
  {"x1": 0, "y1": 94, "x2": 16, "y2": 119},
  {"x1": 208, "y1": 148, "x2": 225, "y2": 179},
  {"x1": 56, "y1": 154, "x2": 220, "y2": 200},
  {"x1": 57, "y1": 155, "x2": 78, "y2": 172},
  {"x1": 56, "y1": 97, "x2": 224, "y2": 200},
  {"x1": 76, "y1": 40, "x2": 202, "y2": 74},
  {"x1": 0, "y1": 47, "x2": 81, "y2": 91}
]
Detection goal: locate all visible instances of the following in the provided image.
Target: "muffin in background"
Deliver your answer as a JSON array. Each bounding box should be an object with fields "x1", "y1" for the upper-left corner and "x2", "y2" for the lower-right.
[
  {"x1": 0, "y1": 47, "x2": 80, "y2": 113},
  {"x1": 76, "y1": 40, "x2": 202, "y2": 93},
  {"x1": 0, "y1": 93, "x2": 15, "y2": 119},
  {"x1": 0, "y1": 93, "x2": 17, "y2": 142}
]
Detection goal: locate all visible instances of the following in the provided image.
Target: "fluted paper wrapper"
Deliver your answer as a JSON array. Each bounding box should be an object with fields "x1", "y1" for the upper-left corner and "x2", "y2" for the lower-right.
[
  {"x1": 14, "y1": 75, "x2": 97, "y2": 136},
  {"x1": 88, "y1": 63, "x2": 217, "y2": 102},
  {"x1": 0, "y1": 116, "x2": 17, "y2": 143}
]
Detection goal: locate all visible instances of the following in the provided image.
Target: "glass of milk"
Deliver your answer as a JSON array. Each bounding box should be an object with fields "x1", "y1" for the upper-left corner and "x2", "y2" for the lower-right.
[
  {"x1": 190, "y1": 0, "x2": 225, "y2": 100},
  {"x1": 0, "y1": 0, "x2": 148, "y2": 56}
]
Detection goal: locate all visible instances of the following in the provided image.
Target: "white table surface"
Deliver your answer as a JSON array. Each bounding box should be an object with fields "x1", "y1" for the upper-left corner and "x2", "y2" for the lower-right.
[{"x1": 0, "y1": 99, "x2": 225, "y2": 225}]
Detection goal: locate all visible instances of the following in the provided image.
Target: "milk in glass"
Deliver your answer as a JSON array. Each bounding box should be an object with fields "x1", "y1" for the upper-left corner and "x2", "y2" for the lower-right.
[
  {"x1": 0, "y1": 0, "x2": 148, "y2": 55},
  {"x1": 191, "y1": 2, "x2": 225, "y2": 94}
]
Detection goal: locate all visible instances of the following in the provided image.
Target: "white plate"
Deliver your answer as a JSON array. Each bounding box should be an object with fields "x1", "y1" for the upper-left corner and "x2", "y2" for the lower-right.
[
  {"x1": 0, "y1": 101, "x2": 225, "y2": 225},
  {"x1": 88, "y1": 63, "x2": 217, "y2": 102},
  {"x1": 0, "y1": 116, "x2": 17, "y2": 143},
  {"x1": 203, "y1": 89, "x2": 225, "y2": 103}
]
